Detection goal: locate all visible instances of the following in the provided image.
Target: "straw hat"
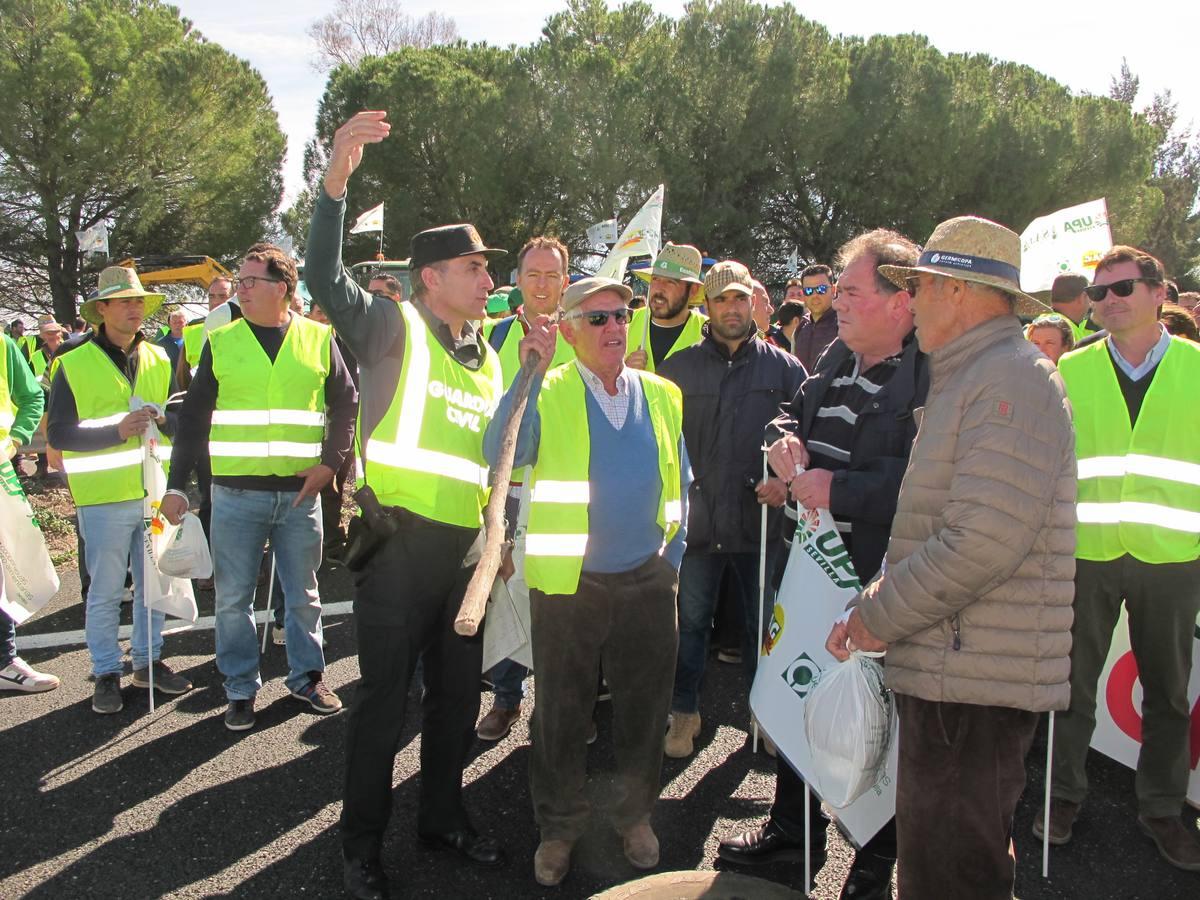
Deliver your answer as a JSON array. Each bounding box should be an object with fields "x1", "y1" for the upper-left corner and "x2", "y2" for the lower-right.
[
  {"x1": 36, "y1": 314, "x2": 64, "y2": 334},
  {"x1": 81, "y1": 266, "x2": 165, "y2": 325},
  {"x1": 878, "y1": 216, "x2": 1050, "y2": 318}
]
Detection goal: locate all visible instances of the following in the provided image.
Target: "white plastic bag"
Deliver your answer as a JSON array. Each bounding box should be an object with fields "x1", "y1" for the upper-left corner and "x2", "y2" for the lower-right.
[
  {"x1": 156, "y1": 513, "x2": 213, "y2": 580},
  {"x1": 803, "y1": 650, "x2": 895, "y2": 808}
]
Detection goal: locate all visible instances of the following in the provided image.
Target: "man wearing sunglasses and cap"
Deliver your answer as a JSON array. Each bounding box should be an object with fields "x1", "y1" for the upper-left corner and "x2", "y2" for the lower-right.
[
  {"x1": 47, "y1": 266, "x2": 192, "y2": 714},
  {"x1": 1041, "y1": 246, "x2": 1200, "y2": 871},
  {"x1": 822, "y1": 216, "x2": 1076, "y2": 899},
  {"x1": 485, "y1": 276, "x2": 691, "y2": 887},
  {"x1": 626, "y1": 242, "x2": 708, "y2": 373},
  {"x1": 304, "y1": 111, "x2": 508, "y2": 900}
]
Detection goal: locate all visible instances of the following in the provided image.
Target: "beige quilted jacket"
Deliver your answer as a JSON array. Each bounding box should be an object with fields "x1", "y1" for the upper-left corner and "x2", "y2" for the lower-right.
[{"x1": 855, "y1": 314, "x2": 1076, "y2": 712}]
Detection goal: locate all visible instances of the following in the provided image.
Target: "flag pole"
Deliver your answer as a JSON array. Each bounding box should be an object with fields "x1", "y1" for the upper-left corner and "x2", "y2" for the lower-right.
[
  {"x1": 753, "y1": 448, "x2": 768, "y2": 754},
  {"x1": 260, "y1": 551, "x2": 277, "y2": 653},
  {"x1": 141, "y1": 423, "x2": 156, "y2": 713},
  {"x1": 804, "y1": 782, "x2": 812, "y2": 893},
  {"x1": 1043, "y1": 711, "x2": 1055, "y2": 878}
]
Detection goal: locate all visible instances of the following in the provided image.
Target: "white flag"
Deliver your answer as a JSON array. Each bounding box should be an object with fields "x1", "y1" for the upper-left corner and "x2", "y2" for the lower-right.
[
  {"x1": 596, "y1": 185, "x2": 664, "y2": 281},
  {"x1": 1019, "y1": 198, "x2": 1112, "y2": 294},
  {"x1": 586, "y1": 218, "x2": 619, "y2": 247},
  {"x1": 75, "y1": 222, "x2": 109, "y2": 255},
  {"x1": 0, "y1": 460, "x2": 60, "y2": 624},
  {"x1": 349, "y1": 202, "x2": 384, "y2": 235},
  {"x1": 787, "y1": 248, "x2": 799, "y2": 275}
]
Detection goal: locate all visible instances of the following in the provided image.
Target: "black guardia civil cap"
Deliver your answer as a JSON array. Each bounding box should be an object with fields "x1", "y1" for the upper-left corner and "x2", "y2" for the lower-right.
[{"x1": 409, "y1": 223, "x2": 507, "y2": 269}]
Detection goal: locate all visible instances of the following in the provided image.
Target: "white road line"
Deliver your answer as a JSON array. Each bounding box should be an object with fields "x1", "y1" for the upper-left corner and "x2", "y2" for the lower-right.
[{"x1": 16, "y1": 600, "x2": 356, "y2": 650}]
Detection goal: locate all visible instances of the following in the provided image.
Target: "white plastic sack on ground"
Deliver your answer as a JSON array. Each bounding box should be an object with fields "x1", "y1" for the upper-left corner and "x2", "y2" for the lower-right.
[
  {"x1": 156, "y1": 512, "x2": 213, "y2": 580},
  {"x1": 803, "y1": 650, "x2": 895, "y2": 808},
  {"x1": 0, "y1": 459, "x2": 60, "y2": 624}
]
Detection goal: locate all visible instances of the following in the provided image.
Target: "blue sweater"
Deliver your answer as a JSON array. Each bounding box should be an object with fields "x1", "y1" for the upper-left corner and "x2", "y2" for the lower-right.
[{"x1": 483, "y1": 365, "x2": 691, "y2": 572}]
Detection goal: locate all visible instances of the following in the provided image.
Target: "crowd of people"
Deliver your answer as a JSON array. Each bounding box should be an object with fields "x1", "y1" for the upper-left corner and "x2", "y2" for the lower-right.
[{"x1": 2, "y1": 106, "x2": 1199, "y2": 900}]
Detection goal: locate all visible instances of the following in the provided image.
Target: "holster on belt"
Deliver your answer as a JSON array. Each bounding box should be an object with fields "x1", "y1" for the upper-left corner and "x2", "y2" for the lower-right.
[{"x1": 343, "y1": 485, "x2": 399, "y2": 572}]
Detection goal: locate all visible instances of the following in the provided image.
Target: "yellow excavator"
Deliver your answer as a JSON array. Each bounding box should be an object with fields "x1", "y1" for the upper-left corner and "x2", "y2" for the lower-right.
[{"x1": 115, "y1": 255, "x2": 234, "y2": 290}]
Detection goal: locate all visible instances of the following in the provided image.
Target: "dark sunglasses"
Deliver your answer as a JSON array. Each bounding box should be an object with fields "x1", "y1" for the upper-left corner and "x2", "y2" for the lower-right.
[
  {"x1": 567, "y1": 307, "x2": 633, "y2": 327},
  {"x1": 1084, "y1": 277, "x2": 1160, "y2": 302},
  {"x1": 802, "y1": 284, "x2": 830, "y2": 297}
]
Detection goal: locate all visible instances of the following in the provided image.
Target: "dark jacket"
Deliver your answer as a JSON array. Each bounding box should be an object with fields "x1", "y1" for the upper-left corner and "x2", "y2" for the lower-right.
[
  {"x1": 766, "y1": 334, "x2": 928, "y2": 581},
  {"x1": 792, "y1": 310, "x2": 839, "y2": 372},
  {"x1": 659, "y1": 327, "x2": 806, "y2": 554}
]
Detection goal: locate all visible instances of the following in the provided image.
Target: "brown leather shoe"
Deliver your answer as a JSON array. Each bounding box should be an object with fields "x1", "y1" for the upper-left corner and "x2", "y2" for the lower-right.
[
  {"x1": 476, "y1": 704, "x2": 520, "y2": 741},
  {"x1": 1032, "y1": 798, "x2": 1080, "y2": 846},
  {"x1": 1137, "y1": 814, "x2": 1200, "y2": 871},
  {"x1": 619, "y1": 820, "x2": 660, "y2": 870},
  {"x1": 534, "y1": 839, "x2": 573, "y2": 886}
]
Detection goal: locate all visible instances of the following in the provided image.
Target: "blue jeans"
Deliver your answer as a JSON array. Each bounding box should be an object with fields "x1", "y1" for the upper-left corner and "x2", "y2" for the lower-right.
[
  {"x1": 78, "y1": 499, "x2": 163, "y2": 676},
  {"x1": 487, "y1": 657, "x2": 528, "y2": 710},
  {"x1": 1, "y1": 608, "x2": 16, "y2": 668},
  {"x1": 211, "y1": 485, "x2": 325, "y2": 700},
  {"x1": 671, "y1": 548, "x2": 777, "y2": 714}
]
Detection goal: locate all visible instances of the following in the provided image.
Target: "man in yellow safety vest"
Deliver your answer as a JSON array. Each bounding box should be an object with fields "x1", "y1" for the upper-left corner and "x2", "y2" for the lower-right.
[{"x1": 1040, "y1": 245, "x2": 1200, "y2": 871}]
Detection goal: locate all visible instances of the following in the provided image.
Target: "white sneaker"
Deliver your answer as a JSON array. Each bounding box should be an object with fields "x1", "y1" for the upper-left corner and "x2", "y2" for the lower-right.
[
  {"x1": 271, "y1": 624, "x2": 286, "y2": 646},
  {"x1": 0, "y1": 657, "x2": 60, "y2": 693}
]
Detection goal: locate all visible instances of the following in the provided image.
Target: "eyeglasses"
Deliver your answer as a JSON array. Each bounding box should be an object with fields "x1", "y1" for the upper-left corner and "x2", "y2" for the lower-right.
[
  {"x1": 1083, "y1": 277, "x2": 1160, "y2": 302},
  {"x1": 566, "y1": 307, "x2": 633, "y2": 327},
  {"x1": 802, "y1": 284, "x2": 830, "y2": 297},
  {"x1": 232, "y1": 275, "x2": 283, "y2": 291},
  {"x1": 905, "y1": 277, "x2": 921, "y2": 296}
]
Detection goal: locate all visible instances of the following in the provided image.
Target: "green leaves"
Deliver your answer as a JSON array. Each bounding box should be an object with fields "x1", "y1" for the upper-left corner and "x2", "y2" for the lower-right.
[
  {"x1": 290, "y1": 1, "x2": 1169, "y2": 284},
  {"x1": 0, "y1": 0, "x2": 285, "y2": 321}
]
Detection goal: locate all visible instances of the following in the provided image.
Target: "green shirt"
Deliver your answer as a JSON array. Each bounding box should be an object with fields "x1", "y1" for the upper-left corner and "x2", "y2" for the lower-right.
[{"x1": 3, "y1": 334, "x2": 45, "y2": 446}]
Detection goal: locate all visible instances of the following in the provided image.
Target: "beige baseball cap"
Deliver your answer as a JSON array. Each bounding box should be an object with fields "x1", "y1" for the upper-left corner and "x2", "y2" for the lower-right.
[
  {"x1": 561, "y1": 277, "x2": 634, "y2": 313},
  {"x1": 703, "y1": 260, "x2": 754, "y2": 299}
]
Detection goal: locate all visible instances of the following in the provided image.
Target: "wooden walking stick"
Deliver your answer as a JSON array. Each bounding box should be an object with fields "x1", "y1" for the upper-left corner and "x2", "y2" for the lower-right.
[{"x1": 454, "y1": 349, "x2": 542, "y2": 636}]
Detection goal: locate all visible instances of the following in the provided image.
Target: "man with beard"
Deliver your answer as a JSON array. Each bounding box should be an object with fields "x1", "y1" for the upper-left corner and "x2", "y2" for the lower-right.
[
  {"x1": 657, "y1": 260, "x2": 804, "y2": 758},
  {"x1": 626, "y1": 243, "x2": 707, "y2": 373}
]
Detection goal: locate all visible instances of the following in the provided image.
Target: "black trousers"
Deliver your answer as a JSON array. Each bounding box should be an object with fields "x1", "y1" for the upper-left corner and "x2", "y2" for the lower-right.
[
  {"x1": 340, "y1": 516, "x2": 483, "y2": 861},
  {"x1": 773, "y1": 756, "x2": 897, "y2": 861}
]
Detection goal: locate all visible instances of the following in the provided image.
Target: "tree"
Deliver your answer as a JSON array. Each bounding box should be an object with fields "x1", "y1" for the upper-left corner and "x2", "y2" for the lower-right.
[
  {"x1": 0, "y1": 0, "x2": 285, "y2": 323},
  {"x1": 307, "y1": 0, "x2": 459, "y2": 73}
]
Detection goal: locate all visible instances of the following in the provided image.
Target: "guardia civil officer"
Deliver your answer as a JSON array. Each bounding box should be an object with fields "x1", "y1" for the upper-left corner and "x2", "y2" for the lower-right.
[{"x1": 304, "y1": 111, "x2": 508, "y2": 900}]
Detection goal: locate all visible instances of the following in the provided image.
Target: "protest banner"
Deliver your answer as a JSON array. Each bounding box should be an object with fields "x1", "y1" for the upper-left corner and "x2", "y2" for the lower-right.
[
  {"x1": 1090, "y1": 607, "x2": 1200, "y2": 808},
  {"x1": 750, "y1": 505, "x2": 897, "y2": 848},
  {"x1": 0, "y1": 459, "x2": 60, "y2": 624},
  {"x1": 596, "y1": 185, "x2": 664, "y2": 282},
  {"x1": 1019, "y1": 198, "x2": 1113, "y2": 294}
]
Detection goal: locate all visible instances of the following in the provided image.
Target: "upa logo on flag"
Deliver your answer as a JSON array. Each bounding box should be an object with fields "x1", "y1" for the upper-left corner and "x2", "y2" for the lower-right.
[
  {"x1": 764, "y1": 602, "x2": 786, "y2": 655},
  {"x1": 794, "y1": 506, "x2": 821, "y2": 545},
  {"x1": 782, "y1": 652, "x2": 822, "y2": 699}
]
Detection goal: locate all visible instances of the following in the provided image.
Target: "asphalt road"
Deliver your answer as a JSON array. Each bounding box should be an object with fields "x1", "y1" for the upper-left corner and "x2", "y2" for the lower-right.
[{"x1": 3, "y1": 561, "x2": 1197, "y2": 899}]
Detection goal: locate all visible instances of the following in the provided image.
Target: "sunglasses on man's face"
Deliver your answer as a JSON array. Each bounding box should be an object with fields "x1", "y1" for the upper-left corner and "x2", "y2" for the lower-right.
[
  {"x1": 1084, "y1": 277, "x2": 1160, "y2": 302},
  {"x1": 802, "y1": 284, "x2": 830, "y2": 297},
  {"x1": 568, "y1": 307, "x2": 633, "y2": 327}
]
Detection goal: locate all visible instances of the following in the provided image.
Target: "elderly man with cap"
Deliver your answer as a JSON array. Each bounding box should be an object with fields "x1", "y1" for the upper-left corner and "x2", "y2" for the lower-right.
[
  {"x1": 485, "y1": 276, "x2": 691, "y2": 887},
  {"x1": 25, "y1": 314, "x2": 66, "y2": 477},
  {"x1": 47, "y1": 266, "x2": 192, "y2": 714},
  {"x1": 823, "y1": 217, "x2": 1076, "y2": 899},
  {"x1": 626, "y1": 242, "x2": 707, "y2": 373},
  {"x1": 1049, "y1": 271, "x2": 1102, "y2": 340},
  {"x1": 304, "y1": 111, "x2": 507, "y2": 900},
  {"x1": 655, "y1": 260, "x2": 804, "y2": 759}
]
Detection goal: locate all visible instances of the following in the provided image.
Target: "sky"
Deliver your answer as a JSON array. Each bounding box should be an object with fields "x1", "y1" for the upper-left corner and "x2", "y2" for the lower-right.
[{"x1": 172, "y1": 0, "x2": 1198, "y2": 208}]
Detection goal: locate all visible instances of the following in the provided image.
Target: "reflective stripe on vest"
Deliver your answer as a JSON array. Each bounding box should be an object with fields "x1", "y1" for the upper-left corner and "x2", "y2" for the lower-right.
[
  {"x1": 361, "y1": 302, "x2": 502, "y2": 527},
  {"x1": 59, "y1": 339, "x2": 172, "y2": 507},
  {"x1": 628, "y1": 307, "x2": 707, "y2": 373},
  {"x1": 524, "y1": 364, "x2": 683, "y2": 594},
  {"x1": 207, "y1": 316, "x2": 330, "y2": 477},
  {"x1": 1058, "y1": 336, "x2": 1200, "y2": 563}
]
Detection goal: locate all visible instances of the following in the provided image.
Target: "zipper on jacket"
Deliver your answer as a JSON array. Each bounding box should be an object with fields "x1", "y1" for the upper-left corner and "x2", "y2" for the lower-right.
[{"x1": 951, "y1": 614, "x2": 961, "y2": 651}]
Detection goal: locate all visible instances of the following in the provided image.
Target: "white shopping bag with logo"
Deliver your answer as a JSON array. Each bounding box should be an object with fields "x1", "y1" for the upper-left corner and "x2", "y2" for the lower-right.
[
  {"x1": 137, "y1": 402, "x2": 197, "y2": 625},
  {"x1": 749, "y1": 504, "x2": 897, "y2": 848},
  {"x1": 0, "y1": 459, "x2": 60, "y2": 624}
]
